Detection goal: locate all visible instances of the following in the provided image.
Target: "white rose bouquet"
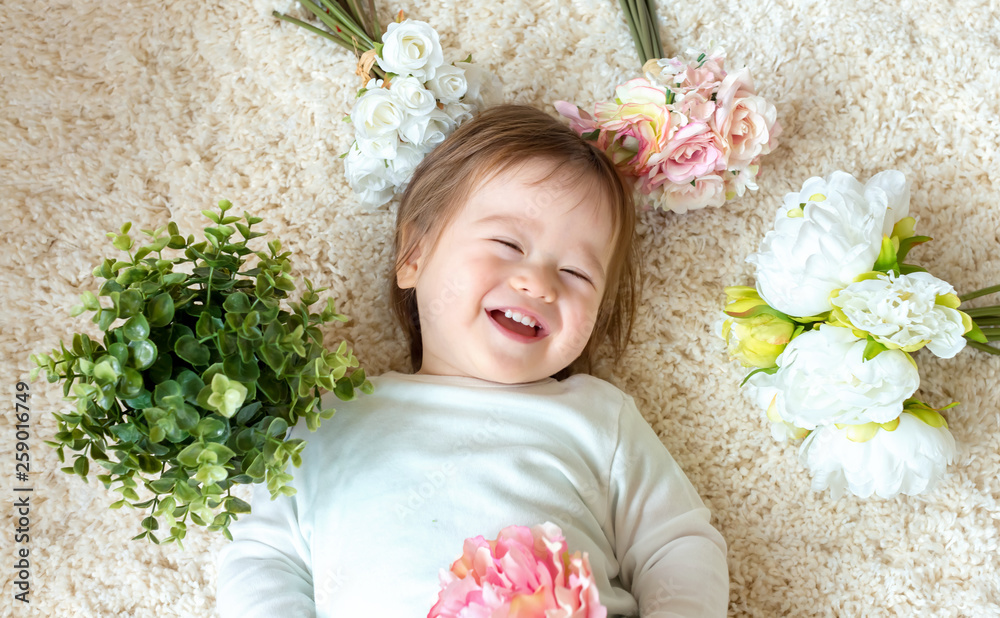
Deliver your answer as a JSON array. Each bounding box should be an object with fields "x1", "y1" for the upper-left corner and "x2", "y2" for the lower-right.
[
  {"x1": 720, "y1": 170, "x2": 999, "y2": 499},
  {"x1": 273, "y1": 2, "x2": 502, "y2": 208}
]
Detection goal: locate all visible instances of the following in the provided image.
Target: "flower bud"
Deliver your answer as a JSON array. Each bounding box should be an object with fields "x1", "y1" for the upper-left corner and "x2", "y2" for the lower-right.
[{"x1": 722, "y1": 286, "x2": 796, "y2": 368}]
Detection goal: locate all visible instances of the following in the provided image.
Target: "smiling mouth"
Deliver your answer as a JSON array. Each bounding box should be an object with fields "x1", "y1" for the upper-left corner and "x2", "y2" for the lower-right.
[{"x1": 489, "y1": 309, "x2": 542, "y2": 338}]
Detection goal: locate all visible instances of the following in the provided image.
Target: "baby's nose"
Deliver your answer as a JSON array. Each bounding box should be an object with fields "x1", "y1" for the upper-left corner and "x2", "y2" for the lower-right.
[{"x1": 512, "y1": 267, "x2": 557, "y2": 302}]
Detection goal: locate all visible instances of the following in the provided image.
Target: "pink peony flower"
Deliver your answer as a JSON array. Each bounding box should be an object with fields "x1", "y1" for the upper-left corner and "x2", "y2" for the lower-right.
[{"x1": 428, "y1": 522, "x2": 606, "y2": 618}]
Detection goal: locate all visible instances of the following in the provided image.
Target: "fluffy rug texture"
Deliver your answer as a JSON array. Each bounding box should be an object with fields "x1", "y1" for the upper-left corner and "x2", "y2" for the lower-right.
[{"x1": 2, "y1": 0, "x2": 999, "y2": 616}]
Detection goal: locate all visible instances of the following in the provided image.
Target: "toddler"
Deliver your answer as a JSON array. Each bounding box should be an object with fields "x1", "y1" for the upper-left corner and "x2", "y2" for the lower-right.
[{"x1": 216, "y1": 105, "x2": 729, "y2": 616}]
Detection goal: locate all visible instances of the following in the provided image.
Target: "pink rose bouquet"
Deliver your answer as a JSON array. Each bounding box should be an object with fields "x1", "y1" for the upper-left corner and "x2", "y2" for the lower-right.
[
  {"x1": 556, "y1": 49, "x2": 781, "y2": 214},
  {"x1": 428, "y1": 522, "x2": 606, "y2": 618}
]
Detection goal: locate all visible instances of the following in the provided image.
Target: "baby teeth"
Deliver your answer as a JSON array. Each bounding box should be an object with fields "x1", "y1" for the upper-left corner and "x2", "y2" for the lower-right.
[{"x1": 503, "y1": 309, "x2": 537, "y2": 328}]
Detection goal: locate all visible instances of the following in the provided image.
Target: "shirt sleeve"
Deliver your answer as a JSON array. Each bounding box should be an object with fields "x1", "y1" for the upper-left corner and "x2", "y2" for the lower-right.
[
  {"x1": 215, "y1": 444, "x2": 316, "y2": 618},
  {"x1": 607, "y1": 394, "x2": 730, "y2": 618}
]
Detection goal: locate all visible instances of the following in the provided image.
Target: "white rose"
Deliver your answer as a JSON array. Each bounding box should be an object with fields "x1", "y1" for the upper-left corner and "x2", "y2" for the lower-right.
[
  {"x1": 399, "y1": 108, "x2": 455, "y2": 152},
  {"x1": 350, "y1": 86, "x2": 404, "y2": 141},
  {"x1": 443, "y1": 101, "x2": 475, "y2": 125},
  {"x1": 388, "y1": 143, "x2": 425, "y2": 191},
  {"x1": 832, "y1": 271, "x2": 968, "y2": 358},
  {"x1": 389, "y1": 76, "x2": 437, "y2": 118},
  {"x1": 376, "y1": 19, "x2": 444, "y2": 81},
  {"x1": 426, "y1": 64, "x2": 468, "y2": 104},
  {"x1": 746, "y1": 170, "x2": 910, "y2": 317},
  {"x1": 799, "y1": 412, "x2": 957, "y2": 498},
  {"x1": 456, "y1": 61, "x2": 503, "y2": 109},
  {"x1": 753, "y1": 326, "x2": 920, "y2": 430},
  {"x1": 355, "y1": 132, "x2": 398, "y2": 160},
  {"x1": 343, "y1": 143, "x2": 395, "y2": 208}
]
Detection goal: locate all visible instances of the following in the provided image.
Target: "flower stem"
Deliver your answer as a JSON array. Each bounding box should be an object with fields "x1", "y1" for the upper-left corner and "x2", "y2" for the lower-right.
[
  {"x1": 315, "y1": 0, "x2": 375, "y2": 48},
  {"x1": 643, "y1": 0, "x2": 664, "y2": 59},
  {"x1": 964, "y1": 305, "x2": 1000, "y2": 318},
  {"x1": 633, "y1": 0, "x2": 654, "y2": 64},
  {"x1": 366, "y1": 0, "x2": 380, "y2": 39},
  {"x1": 272, "y1": 11, "x2": 358, "y2": 53},
  {"x1": 966, "y1": 339, "x2": 1000, "y2": 355},
  {"x1": 618, "y1": 0, "x2": 645, "y2": 64},
  {"x1": 960, "y1": 283, "x2": 1000, "y2": 302}
]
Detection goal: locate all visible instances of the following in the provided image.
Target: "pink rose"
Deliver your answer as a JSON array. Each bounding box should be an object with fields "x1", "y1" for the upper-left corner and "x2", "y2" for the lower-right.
[
  {"x1": 648, "y1": 121, "x2": 726, "y2": 186},
  {"x1": 712, "y1": 68, "x2": 780, "y2": 168},
  {"x1": 428, "y1": 522, "x2": 606, "y2": 618}
]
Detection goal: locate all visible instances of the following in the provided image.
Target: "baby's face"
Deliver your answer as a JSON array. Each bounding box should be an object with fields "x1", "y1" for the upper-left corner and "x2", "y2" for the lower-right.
[{"x1": 397, "y1": 160, "x2": 615, "y2": 384}]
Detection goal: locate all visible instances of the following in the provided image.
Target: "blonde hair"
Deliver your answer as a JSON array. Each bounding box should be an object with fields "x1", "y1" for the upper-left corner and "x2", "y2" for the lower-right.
[{"x1": 388, "y1": 104, "x2": 641, "y2": 380}]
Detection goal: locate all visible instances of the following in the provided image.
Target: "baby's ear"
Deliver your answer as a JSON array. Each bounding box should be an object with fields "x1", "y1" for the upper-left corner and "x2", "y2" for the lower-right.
[{"x1": 395, "y1": 225, "x2": 424, "y2": 289}]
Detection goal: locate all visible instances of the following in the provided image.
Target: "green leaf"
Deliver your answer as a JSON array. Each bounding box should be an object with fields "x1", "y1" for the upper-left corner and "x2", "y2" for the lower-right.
[
  {"x1": 863, "y1": 337, "x2": 890, "y2": 361},
  {"x1": 225, "y1": 496, "x2": 252, "y2": 514},
  {"x1": 146, "y1": 292, "x2": 176, "y2": 327},
  {"x1": 175, "y1": 335, "x2": 211, "y2": 366},
  {"x1": 873, "y1": 235, "x2": 899, "y2": 274},
  {"x1": 128, "y1": 340, "x2": 158, "y2": 370},
  {"x1": 123, "y1": 314, "x2": 150, "y2": 341},
  {"x1": 223, "y1": 291, "x2": 252, "y2": 314},
  {"x1": 73, "y1": 456, "x2": 90, "y2": 478},
  {"x1": 117, "y1": 289, "x2": 144, "y2": 318},
  {"x1": 177, "y1": 444, "x2": 204, "y2": 468}
]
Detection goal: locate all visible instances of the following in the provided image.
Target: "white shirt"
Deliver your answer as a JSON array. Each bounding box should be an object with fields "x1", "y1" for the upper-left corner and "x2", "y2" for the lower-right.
[{"x1": 216, "y1": 371, "x2": 728, "y2": 617}]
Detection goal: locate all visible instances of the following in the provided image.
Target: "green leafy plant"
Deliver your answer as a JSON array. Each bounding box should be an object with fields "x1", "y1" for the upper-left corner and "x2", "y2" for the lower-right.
[{"x1": 31, "y1": 200, "x2": 373, "y2": 545}]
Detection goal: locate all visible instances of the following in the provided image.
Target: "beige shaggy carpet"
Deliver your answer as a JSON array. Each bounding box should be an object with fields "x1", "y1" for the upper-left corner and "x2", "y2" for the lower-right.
[{"x1": 2, "y1": 0, "x2": 999, "y2": 616}]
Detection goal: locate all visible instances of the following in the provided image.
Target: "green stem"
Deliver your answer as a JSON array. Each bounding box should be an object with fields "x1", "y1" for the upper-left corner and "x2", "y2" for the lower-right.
[
  {"x1": 315, "y1": 0, "x2": 375, "y2": 48},
  {"x1": 366, "y1": 0, "x2": 380, "y2": 40},
  {"x1": 618, "y1": 0, "x2": 645, "y2": 64},
  {"x1": 644, "y1": 0, "x2": 664, "y2": 59},
  {"x1": 633, "y1": 0, "x2": 654, "y2": 63},
  {"x1": 966, "y1": 339, "x2": 1000, "y2": 355},
  {"x1": 296, "y1": 0, "x2": 366, "y2": 50},
  {"x1": 342, "y1": 0, "x2": 370, "y2": 39},
  {"x1": 972, "y1": 317, "x2": 1000, "y2": 327},
  {"x1": 960, "y1": 283, "x2": 1000, "y2": 302},
  {"x1": 964, "y1": 305, "x2": 1000, "y2": 318},
  {"x1": 273, "y1": 11, "x2": 357, "y2": 52}
]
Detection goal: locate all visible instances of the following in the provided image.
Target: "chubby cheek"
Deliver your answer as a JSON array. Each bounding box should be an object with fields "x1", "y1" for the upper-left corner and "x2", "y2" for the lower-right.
[{"x1": 554, "y1": 297, "x2": 602, "y2": 359}]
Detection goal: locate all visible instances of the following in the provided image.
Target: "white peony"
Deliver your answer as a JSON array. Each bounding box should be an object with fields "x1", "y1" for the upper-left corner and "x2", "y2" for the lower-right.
[
  {"x1": 832, "y1": 271, "x2": 968, "y2": 358},
  {"x1": 388, "y1": 75, "x2": 437, "y2": 118},
  {"x1": 343, "y1": 143, "x2": 395, "y2": 208},
  {"x1": 753, "y1": 326, "x2": 920, "y2": 430},
  {"x1": 799, "y1": 412, "x2": 957, "y2": 498},
  {"x1": 350, "y1": 85, "x2": 404, "y2": 142},
  {"x1": 425, "y1": 63, "x2": 468, "y2": 104},
  {"x1": 743, "y1": 373, "x2": 810, "y2": 443},
  {"x1": 376, "y1": 19, "x2": 444, "y2": 81},
  {"x1": 746, "y1": 170, "x2": 910, "y2": 317},
  {"x1": 455, "y1": 61, "x2": 503, "y2": 110}
]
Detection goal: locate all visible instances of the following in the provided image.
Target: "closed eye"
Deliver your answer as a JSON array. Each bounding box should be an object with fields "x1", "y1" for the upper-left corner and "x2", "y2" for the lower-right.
[
  {"x1": 562, "y1": 269, "x2": 592, "y2": 283},
  {"x1": 493, "y1": 239, "x2": 522, "y2": 252}
]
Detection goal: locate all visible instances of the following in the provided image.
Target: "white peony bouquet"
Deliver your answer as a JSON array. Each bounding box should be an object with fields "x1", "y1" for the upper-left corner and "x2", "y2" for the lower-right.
[
  {"x1": 274, "y1": 3, "x2": 502, "y2": 208},
  {"x1": 720, "y1": 170, "x2": 999, "y2": 499}
]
